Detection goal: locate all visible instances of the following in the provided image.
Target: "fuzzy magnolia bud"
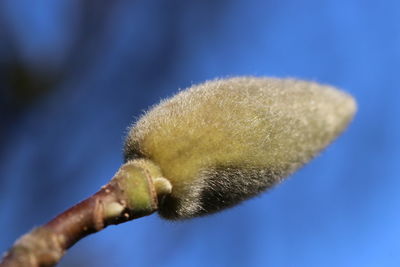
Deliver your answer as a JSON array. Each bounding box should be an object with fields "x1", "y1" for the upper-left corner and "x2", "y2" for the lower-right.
[{"x1": 124, "y1": 77, "x2": 356, "y2": 219}]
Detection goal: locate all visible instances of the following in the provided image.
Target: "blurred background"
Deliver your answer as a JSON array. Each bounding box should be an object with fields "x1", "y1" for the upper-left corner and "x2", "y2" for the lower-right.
[{"x1": 0, "y1": 0, "x2": 399, "y2": 266}]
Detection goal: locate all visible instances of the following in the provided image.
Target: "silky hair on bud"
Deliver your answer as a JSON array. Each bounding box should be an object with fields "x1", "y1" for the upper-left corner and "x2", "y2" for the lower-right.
[{"x1": 124, "y1": 77, "x2": 356, "y2": 219}]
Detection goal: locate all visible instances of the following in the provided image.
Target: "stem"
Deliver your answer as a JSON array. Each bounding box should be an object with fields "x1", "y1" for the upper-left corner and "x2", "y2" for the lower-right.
[{"x1": 0, "y1": 159, "x2": 172, "y2": 267}]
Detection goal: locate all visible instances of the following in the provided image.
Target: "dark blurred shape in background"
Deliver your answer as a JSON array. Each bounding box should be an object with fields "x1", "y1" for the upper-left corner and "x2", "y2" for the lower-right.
[{"x1": 1, "y1": 1, "x2": 399, "y2": 267}]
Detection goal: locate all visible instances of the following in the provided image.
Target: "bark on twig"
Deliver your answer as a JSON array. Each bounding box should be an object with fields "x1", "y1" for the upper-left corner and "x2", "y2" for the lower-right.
[{"x1": 0, "y1": 159, "x2": 172, "y2": 267}]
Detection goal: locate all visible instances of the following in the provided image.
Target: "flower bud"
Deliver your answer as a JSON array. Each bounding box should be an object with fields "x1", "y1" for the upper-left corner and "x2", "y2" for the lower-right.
[{"x1": 124, "y1": 77, "x2": 356, "y2": 219}]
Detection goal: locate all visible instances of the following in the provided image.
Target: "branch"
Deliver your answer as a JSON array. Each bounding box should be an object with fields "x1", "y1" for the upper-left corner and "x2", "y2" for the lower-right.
[{"x1": 0, "y1": 159, "x2": 172, "y2": 267}]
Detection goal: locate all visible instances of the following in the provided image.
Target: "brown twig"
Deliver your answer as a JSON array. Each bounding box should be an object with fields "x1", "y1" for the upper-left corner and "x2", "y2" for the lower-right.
[{"x1": 0, "y1": 159, "x2": 172, "y2": 267}]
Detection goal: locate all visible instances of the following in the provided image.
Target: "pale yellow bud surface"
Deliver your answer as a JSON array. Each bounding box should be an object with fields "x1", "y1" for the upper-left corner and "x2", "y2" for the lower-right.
[{"x1": 125, "y1": 77, "x2": 356, "y2": 219}]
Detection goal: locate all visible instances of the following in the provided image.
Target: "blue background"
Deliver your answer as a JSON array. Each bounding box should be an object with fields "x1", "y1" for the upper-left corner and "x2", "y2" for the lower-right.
[{"x1": 0, "y1": 1, "x2": 399, "y2": 266}]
